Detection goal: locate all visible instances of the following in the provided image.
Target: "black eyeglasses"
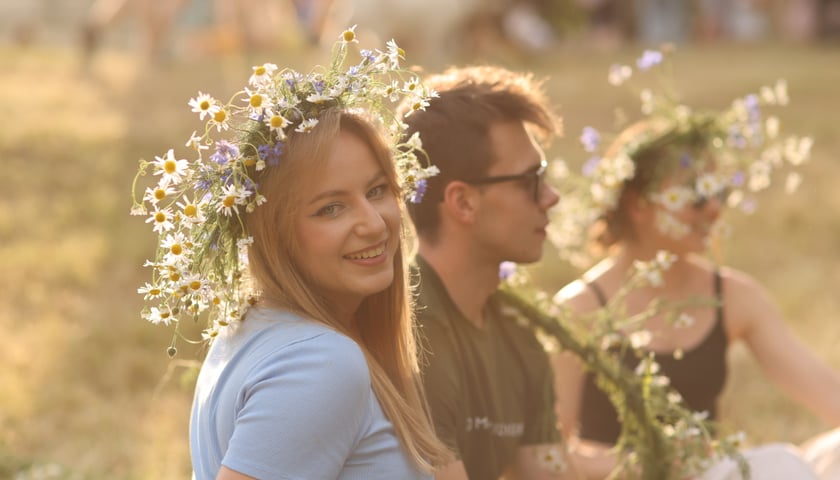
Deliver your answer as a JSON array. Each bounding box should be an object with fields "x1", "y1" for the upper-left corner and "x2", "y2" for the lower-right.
[
  {"x1": 465, "y1": 160, "x2": 548, "y2": 202},
  {"x1": 692, "y1": 187, "x2": 731, "y2": 210}
]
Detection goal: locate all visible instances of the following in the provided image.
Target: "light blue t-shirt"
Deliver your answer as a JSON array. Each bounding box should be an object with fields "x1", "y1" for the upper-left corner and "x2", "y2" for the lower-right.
[{"x1": 189, "y1": 307, "x2": 430, "y2": 480}]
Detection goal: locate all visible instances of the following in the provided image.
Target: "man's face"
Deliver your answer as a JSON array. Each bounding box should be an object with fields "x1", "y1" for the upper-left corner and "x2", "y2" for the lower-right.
[{"x1": 469, "y1": 121, "x2": 559, "y2": 264}]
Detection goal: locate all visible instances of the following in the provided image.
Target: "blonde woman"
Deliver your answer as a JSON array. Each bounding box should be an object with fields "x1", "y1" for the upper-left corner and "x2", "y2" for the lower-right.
[{"x1": 131, "y1": 33, "x2": 449, "y2": 479}]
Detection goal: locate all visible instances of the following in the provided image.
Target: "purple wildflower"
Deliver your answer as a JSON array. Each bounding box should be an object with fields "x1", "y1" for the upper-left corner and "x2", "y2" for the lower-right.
[
  {"x1": 499, "y1": 261, "x2": 517, "y2": 280},
  {"x1": 312, "y1": 80, "x2": 325, "y2": 94},
  {"x1": 410, "y1": 178, "x2": 427, "y2": 204},
  {"x1": 580, "y1": 126, "x2": 601, "y2": 153},
  {"x1": 731, "y1": 171, "x2": 745, "y2": 187},
  {"x1": 360, "y1": 49, "x2": 376, "y2": 63},
  {"x1": 210, "y1": 140, "x2": 240, "y2": 165},
  {"x1": 636, "y1": 50, "x2": 663, "y2": 71}
]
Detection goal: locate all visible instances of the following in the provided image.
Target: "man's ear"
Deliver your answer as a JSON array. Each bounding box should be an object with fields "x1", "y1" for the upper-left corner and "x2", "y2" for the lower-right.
[{"x1": 441, "y1": 180, "x2": 479, "y2": 225}]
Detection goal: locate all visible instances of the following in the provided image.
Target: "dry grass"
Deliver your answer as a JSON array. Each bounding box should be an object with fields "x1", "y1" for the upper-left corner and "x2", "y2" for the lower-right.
[{"x1": 1, "y1": 40, "x2": 838, "y2": 478}]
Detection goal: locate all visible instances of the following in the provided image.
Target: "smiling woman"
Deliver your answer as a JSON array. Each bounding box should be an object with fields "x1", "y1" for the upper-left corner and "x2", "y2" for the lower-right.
[{"x1": 129, "y1": 30, "x2": 450, "y2": 479}]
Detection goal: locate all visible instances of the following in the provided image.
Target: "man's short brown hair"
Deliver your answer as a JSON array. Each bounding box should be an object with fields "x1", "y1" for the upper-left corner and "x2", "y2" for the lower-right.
[{"x1": 398, "y1": 65, "x2": 561, "y2": 242}]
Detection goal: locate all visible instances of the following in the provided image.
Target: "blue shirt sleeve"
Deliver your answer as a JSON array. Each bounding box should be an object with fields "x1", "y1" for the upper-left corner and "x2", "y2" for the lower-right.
[{"x1": 222, "y1": 330, "x2": 372, "y2": 479}]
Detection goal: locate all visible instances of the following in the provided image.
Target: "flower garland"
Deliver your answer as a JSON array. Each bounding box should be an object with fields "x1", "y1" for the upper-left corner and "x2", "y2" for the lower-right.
[
  {"x1": 130, "y1": 26, "x2": 439, "y2": 356},
  {"x1": 498, "y1": 259, "x2": 748, "y2": 479},
  {"x1": 548, "y1": 46, "x2": 812, "y2": 266}
]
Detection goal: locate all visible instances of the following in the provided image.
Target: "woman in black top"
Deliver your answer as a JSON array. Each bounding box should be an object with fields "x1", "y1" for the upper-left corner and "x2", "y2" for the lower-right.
[{"x1": 552, "y1": 119, "x2": 840, "y2": 479}]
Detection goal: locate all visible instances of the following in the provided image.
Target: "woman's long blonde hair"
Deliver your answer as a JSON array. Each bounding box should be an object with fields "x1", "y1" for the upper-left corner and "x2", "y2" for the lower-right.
[{"x1": 244, "y1": 109, "x2": 450, "y2": 471}]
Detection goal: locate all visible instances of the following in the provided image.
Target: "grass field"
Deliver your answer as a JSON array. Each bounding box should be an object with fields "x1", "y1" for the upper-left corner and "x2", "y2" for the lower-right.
[{"x1": 1, "y1": 38, "x2": 839, "y2": 479}]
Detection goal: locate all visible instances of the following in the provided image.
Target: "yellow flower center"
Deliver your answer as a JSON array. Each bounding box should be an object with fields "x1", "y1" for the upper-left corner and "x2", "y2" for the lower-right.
[
  {"x1": 250, "y1": 95, "x2": 262, "y2": 108},
  {"x1": 170, "y1": 244, "x2": 183, "y2": 255},
  {"x1": 270, "y1": 115, "x2": 285, "y2": 128},
  {"x1": 200, "y1": 100, "x2": 210, "y2": 111},
  {"x1": 150, "y1": 288, "x2": 161, "y2": 296},
  {"x1": 398, "y1": 47, "x2": 406, "y2": 58},
  {"x1": 154, "y1": 188, "x2": 166, "y2": 200},
  {"x1": 160, "y1": 311, "x2": 170, "y2": 319},
  {"x1": 169, "y1": 272, "x2": 181, "y2": 282},
  {"x1": 218, "y1": 319, "x2": 229, "y2": 327},
  {"x1": 155, "y1": 212, "x2": 166, "y2": 223},
  {"x1": 189, "y1": 280, "x2": 201, "y2": 290},
  {"x1": 212, "y1": 296, "x2": 221, "y2": 305},
  {"x1": 223, "y1": 196, "x2": 236, "y2": 208},
  {"x1": 184, "y1": 204, "x2": 197, "y2": 217},
  {"x1": 343, "y1": 30, "x2": 355, "y2": 42},
  {"x1": 255, "y1": 66, "x2": 266, "y2": 75},
  {"x1": 164, "y1": 159, "x2": 177, "y2": 174},
  {"x1": 214, "y1": 109, "x2": 227, "y2": 123}
]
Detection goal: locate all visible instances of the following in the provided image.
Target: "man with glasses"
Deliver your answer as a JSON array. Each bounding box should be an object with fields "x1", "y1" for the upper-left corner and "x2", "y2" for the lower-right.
[{"x1": 398, "y1": 66, "x2": 578, "y2": 479}]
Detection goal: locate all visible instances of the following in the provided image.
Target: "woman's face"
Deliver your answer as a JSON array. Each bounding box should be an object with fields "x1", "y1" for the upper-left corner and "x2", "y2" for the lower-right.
[
  {"x1": 294, "y1": 129, "x2": 400, "y2": 318},
  {"x1": 637, "y1": 164, "x2": 728, "y2": 254}
]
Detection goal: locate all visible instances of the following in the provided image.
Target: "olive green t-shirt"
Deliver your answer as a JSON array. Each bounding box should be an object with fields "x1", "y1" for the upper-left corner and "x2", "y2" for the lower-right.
[{"x1": 412, "y1": 257, "x2": 560, "y2": 480}]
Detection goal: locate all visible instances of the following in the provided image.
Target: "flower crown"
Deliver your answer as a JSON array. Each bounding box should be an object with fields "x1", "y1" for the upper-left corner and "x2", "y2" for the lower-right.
[
  {"x1": 130, "y1": 27, "x2": 439, "y2": 356},
  {"x1": 549, "y1": 47, "x2": 812, "y2": 266}
]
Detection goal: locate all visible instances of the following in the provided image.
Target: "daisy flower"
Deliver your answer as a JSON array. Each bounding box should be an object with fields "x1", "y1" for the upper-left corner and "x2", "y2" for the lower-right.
[
  {"x1": 249, "y1": 62, "x2": 278, "y2": 86},
  {"x1": 137, "y1": 282, "x2": 166, "y2": 300},
  {"x1": 216, "y1": 184, "x2": 249, "y2": 216},
  {"x1": 653, "y1": 186, "x2": 694, "y2": 211},
  {"x1": 295, "y1": 118, "x2": 319, "y2": 133},
  {"x1": 146, "y1": 306, "x2": 175, "y2": 326},
  {"x1": 146, "y1": 207, "x2": 175, "y2": 233},
  {"x1": 340, "y1": 25, "x2": 358, "y2": 44},
  {"x1": 153, "y1": 149, "x2": 190, "y2": 186},
  {"x1": 176, "y1": 195, "x2": 207, "y2": 225},
  {"x1": 188, "y1": 91, "x2": 220, "y2": 120},
  {"x1": 161, "y1": 232, "x2": 191, "y2": 265},
  {"x1": 143, "y1": 184, "x2": 176, "y2": 205},
  {"x1": 185, "y1": 131, "x2": 209, "y2": 152}
]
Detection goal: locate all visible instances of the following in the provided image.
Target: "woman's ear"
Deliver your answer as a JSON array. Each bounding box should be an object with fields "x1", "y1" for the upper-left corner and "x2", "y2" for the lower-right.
[{"x1": 441, "y1": 180, "x2": 478, "y2": 225}]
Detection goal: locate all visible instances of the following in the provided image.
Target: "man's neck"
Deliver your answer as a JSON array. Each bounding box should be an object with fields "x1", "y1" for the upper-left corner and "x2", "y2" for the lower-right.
[{"x1": 419, "y1": 242, "x2": 499, "y2": 328}]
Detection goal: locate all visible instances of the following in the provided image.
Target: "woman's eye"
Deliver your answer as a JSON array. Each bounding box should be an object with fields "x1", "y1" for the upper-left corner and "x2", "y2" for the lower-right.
[
  {"x1": 315, "y1": 204, "x2": 342, "y2": 217},
  {"x1": 367, "y1": 184, "x2": 388, "y2": 199}
]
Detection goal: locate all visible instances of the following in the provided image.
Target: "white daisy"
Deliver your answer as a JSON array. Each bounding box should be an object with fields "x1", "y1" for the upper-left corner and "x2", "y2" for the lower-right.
[
  {"x1": 153, "y1": 149, "x2": 190, "y2": 186},
  {"x1": 295, "y1": 118, "x2": 319, "y2": 133},
  {"x1": 249, "y1": 63, "x2": 278, "y2": 86},
  {"x1": 188, "y1": 91, "x2": 219, "y2": 120},
  {"x1": 146, "y1": 207, "x2": 175, "y2": 233}
]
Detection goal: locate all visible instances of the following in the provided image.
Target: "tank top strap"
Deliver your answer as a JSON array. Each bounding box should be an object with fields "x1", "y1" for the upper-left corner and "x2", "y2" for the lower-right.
[
  {"x1": 713, "y1": 269, "x2": 724, "y2": 324},
  {"x1": 586, "y1": 281, "x2": 608, "y2": 307}
]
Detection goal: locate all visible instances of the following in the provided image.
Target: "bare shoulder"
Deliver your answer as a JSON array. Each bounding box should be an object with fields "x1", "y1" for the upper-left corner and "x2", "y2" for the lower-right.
[
  {"x1": 716, "y1": 265, "x2": 780, "y2": 339},
  {"x1": 553, "y1": 262, "x2": 612, "y2": 315},
  {"x1": 717, "y1": 265, "x2": 771, "y2": 299}
]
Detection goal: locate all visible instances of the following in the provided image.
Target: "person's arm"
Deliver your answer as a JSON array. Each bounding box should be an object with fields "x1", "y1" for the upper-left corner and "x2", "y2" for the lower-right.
[
  {"x1": 216, "y1": 466, "x2": 255, "y2": 480},
  {"x1": 726, "y1": 268, "x2": 840, "y2": 425}
]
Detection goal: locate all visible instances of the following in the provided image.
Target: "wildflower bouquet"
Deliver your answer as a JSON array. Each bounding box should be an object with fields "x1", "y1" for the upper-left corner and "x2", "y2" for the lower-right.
[
  {"x1": 548, "y1": 46, "x2": 812, "y2": 267},
  {"x1": 498, "y1": 258, "x2": 748, "y2": 479},
  {"x1": 130, "y1": 27, "x2": 438, "y2": 356}
]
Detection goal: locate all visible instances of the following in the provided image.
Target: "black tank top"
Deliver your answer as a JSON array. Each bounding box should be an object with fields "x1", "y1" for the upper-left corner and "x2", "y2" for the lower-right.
[{"x1": 577, "y1": 271, "x2": 729, "y2": 444}]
